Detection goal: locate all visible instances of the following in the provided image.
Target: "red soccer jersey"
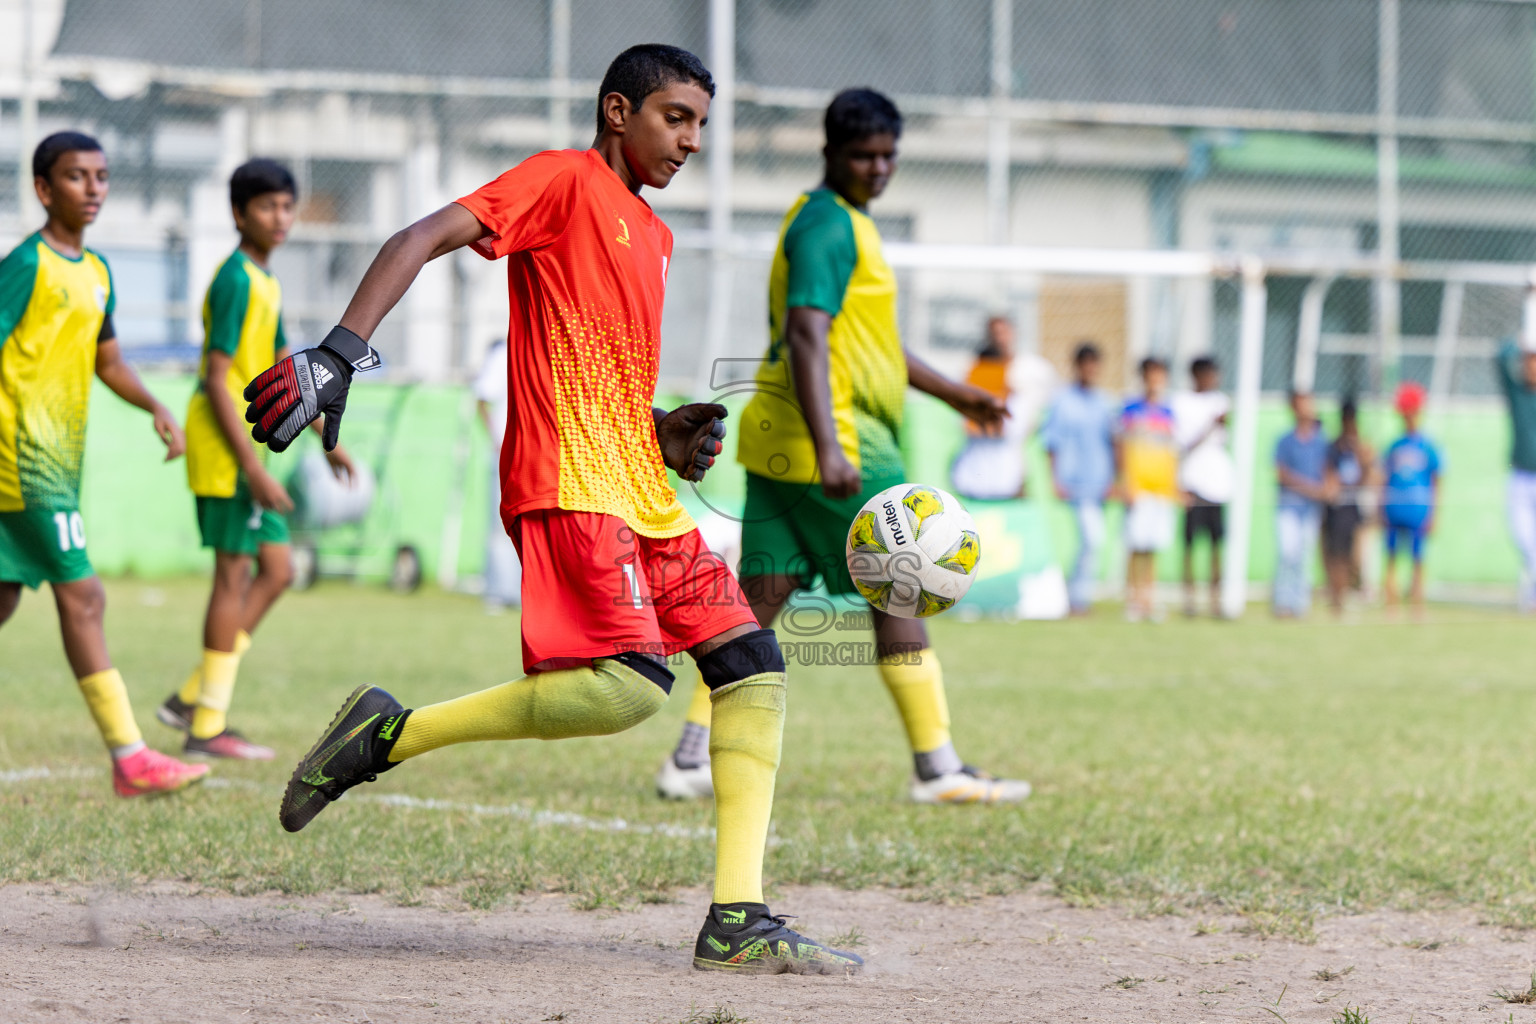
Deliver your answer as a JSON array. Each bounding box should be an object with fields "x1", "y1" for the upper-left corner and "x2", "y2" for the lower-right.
[{"x1": 456, "y1": 148, "x2": 692, "y2": 538}]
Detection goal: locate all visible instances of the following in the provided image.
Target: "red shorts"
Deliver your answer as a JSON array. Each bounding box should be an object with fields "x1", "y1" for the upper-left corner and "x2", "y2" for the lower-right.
[{"x1": 508, "y1": 508, "x2": 758, "y2": 673}]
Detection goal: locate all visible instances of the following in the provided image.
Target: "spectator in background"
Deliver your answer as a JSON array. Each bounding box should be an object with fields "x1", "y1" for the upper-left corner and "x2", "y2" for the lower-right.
[
  {"x1": 1043, "y1": 342, "x2": 1116, "y2": 615},
  {"x1": 1496, "y1": 331, "x2": 1536, "y2": 612},
  {"x1": 1116, "y1": 357, "x2": 1180, "y2": 622},
  {"x1": 1380, "y1": 382, "x2": 1441, "y2": 617},
  {"x1": 472, "y1": 337, "x2": 521, "y2": 610},
  {"x1": 1171, "y1": 356, "x2": 1233, "y2": 618},
  {"x1": 950, "y1": 316, "x2": 1055, "y2": 501},
  {"x1": 1322, "y1": 397, "x2": 1372, "y2": 616},
  {"x1": 1273, "y1": 390, "x2": 1329, "y2": 618}
]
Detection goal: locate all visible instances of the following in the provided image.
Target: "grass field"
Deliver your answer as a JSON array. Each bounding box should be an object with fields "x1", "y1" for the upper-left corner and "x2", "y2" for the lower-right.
[{"x1": 3, "y1": 578, "x2": 1535, "y2": 941}]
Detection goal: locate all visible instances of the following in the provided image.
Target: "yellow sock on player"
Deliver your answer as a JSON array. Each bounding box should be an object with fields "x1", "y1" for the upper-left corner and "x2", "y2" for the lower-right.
[
  {"x1": 388, "y1": 658, "x2": 666, "y2": 761},
  {"x1": 708, "y1": 671, "x2": 786, "y2": 905},
  {"x1": 685, "y1": 677, "x2": 713, "y2": 728},
  {"x1": 878, "y1": 647, "x2": 952, "y2": 753},
  {"x1": 178, "y1": 629, "x2": 251, "y2": 706},
  {"x1": 77, "y1": 668, "x2": 144, "y2": 757},
  {"x1": 190, "y1": 648, "x2": 241, "y2": 739}
]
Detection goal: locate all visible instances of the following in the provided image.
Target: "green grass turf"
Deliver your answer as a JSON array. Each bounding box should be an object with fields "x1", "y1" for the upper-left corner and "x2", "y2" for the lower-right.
[{"x1": 3, "y1": 577, "x2": 1535, "y2": 937}]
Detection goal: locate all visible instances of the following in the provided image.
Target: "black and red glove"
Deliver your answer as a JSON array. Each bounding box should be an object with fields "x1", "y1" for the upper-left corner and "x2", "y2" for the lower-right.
[
  {"x1": 656, "y1": 403, "x2": 728, "y2": 483},
  {"x1": 244, "y1": 326, "x2": 381, "y2": 453}
]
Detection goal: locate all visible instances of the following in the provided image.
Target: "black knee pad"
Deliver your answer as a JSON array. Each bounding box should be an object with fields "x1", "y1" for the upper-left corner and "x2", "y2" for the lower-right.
[
  {"x1": 610, "y1": 650, "x2": 675, "y2": 694},
  {"x1": 696, "y1": 628, "x2": 785, "y2": 690}
]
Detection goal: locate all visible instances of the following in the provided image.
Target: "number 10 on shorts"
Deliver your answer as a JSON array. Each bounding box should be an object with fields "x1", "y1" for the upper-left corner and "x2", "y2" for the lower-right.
[{"x1": 53, "y1": 511, "x2": 86, "y2": 552}]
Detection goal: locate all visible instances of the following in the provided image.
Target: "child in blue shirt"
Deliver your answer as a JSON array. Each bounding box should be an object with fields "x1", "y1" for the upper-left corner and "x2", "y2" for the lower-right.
[{"x1": 1381, "y1": 382, "x2": 1441, "y2": 615}]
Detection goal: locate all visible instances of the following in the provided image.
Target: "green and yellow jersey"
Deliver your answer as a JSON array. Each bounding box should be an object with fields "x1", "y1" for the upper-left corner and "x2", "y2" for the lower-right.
[
  {"x1": 185, "y1": 248, "x2": 286, "y2": 498},
  {"x1": 737, "y1": 188, "x2": 907, "y2": 484},
  {"x1": 0, "y1": 232, "x2": 115, "y2": 512}
]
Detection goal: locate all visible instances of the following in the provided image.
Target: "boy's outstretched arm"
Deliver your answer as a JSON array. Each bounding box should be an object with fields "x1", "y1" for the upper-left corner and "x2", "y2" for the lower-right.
[
  {"x1": 95, "y1": 325, "x2": 185, "y2": 461},
  {"x1": 905, "y1": 349, "x2": 1007, "y2": 435},
  {"x1": 245, "y1": 204, "x2": 488, "y2": 452}
]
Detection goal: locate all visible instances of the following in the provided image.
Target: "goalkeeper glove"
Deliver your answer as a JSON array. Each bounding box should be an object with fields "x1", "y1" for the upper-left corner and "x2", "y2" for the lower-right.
[{"x1": 244, "y1": 326, "x2": 381, "y2": 453}]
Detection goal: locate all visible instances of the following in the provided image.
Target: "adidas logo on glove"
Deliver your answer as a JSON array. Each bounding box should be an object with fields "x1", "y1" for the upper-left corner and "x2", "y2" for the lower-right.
[{"x1": 312, "y1": 364, "x2": 334, "y2": 390}]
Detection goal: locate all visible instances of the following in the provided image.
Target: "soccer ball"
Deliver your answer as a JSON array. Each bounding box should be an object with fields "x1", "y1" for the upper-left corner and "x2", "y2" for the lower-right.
[{"x1": 844, "y1": 483, "x2": 981, "y2": 618}]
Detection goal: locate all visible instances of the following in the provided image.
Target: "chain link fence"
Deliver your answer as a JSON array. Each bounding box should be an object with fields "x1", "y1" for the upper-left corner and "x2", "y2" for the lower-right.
[{"x1": 0, "y1": 0, "x2": 1533, "y2": 400}]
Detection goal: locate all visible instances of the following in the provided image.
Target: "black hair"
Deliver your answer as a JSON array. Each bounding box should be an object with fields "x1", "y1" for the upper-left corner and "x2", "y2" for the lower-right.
[
  {"x1": 230, "y1": 158, "x2": 297, "y2": 213},
  {"x1": 1139, "y1": 356, "x2": 1169, "y2": 375},
  {"x1": 1340, "y1": 395, "x2": 1358, "y2": 420},
  {"x1": 1073, "y1": 341, "x2": 1102, "y2": 365},
  {"x1": 596, "y1": 44, "x2": 715, "y2": 133},
  {"x1": 1190, "y1": 355, "x2": 1218, "y2": 377},
  {"x1": 824, "y1": 88, "x2": 903, "y2": 149},
  {"x1": 33, "y1": 131, "x2": 103, "y2": 181}
]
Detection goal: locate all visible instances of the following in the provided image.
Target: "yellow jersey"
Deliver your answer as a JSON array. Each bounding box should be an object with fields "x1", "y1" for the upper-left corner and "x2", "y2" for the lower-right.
[
  {"x1": 0, "y1": 232, "x2": 115, "y2": 512},
  {"x1": 737, "y1": 189, "x2": 907, "y2": 485},
  {"x1": 185, "y1": 249, "x2": 287, "y2": 497}
]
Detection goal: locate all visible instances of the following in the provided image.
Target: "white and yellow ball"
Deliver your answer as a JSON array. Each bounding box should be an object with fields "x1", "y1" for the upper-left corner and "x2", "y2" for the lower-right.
[{"x1": 844, "y1": 483, "x2": 981, "y2": 618}]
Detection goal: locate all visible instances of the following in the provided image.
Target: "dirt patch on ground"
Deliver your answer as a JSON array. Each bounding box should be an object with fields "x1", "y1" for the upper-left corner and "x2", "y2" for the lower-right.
[{"x1": 3, "y1": 884, "x2": 1534, "y2": 1023}]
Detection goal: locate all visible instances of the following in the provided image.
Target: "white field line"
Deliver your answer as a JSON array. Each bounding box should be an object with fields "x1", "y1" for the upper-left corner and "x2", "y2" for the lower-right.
[{"x1": 0, "y1": 765, "x2": 717, "y2": 841}]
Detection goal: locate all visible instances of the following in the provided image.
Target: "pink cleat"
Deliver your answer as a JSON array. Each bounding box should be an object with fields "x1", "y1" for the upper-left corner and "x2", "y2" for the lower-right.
[
  {"x1": 113, "y1": 747, "x2": 211, "y2": 797},
  {"x1": 184, "y1": 729, "x2": 275, "y2": 761}
]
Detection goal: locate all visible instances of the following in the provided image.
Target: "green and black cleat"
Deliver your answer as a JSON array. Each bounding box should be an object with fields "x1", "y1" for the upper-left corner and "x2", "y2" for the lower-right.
[
  {"x1": 279, "y1": 684, "x2": 408, "y2": 833},
  {"x1": 693, "y1": 903, "x2": 864, "y2": 975}
]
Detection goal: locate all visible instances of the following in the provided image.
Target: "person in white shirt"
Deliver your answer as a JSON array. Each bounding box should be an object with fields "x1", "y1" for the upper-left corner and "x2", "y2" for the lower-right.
[
  {"x1": 471, "y1": 338, "x2": 521, "y2": 609},
  {"x1": 1170, "y1": 356, "x2": 1234, "y2": 618},
  {"x1": 950, "y1": 317, "x2": 1056, "y2": 501}
]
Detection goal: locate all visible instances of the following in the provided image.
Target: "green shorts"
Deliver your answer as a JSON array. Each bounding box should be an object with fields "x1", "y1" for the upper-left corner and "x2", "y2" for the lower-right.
[
  {"x1": 196, "y1": 481, "x2": 290, "y2": 556},
  {"x1": 739, "y1": 469, "x2": 906, "y2": 596},
  {"x1": 0, "y1": 507, "x2": 95, "y2": 589}
]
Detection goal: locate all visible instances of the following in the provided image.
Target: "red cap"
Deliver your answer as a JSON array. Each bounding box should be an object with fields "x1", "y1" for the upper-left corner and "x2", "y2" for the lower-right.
[{"x1": 1395, "y1": 381, "x2": 1426, "y2": 415}]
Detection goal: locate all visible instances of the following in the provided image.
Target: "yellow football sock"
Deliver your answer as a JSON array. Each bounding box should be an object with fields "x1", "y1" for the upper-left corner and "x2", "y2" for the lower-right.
[
  {"x1": 190, "y1": 649, "x2": 241, "y2": 739},
  {"x1": 878, "y1": 648, "x2": 952, "y2": 755},
  {"x1": 685, "y1": 677, "x2": 713, "y2": 728},
  {"x1": 177, "y1": 630, "x2": 251, "y2": 705},
  {"x1": 709, "y1": 672, "x2": 786, "y2": 905},
  {"x1": 77, "y1": 668, "x2": 143, "y2": 752},
  {"x1": 389, "y1": 659, "x2": 666, "y2": 762}
]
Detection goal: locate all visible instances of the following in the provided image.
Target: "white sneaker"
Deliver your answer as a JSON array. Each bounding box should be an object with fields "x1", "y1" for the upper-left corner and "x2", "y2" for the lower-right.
[
  {"x1": 909, "y1": 766, "x2": 1031, "y2": 805},
  {"x1": 655, "y1": 755, "x2": 713, "y2": 800}
]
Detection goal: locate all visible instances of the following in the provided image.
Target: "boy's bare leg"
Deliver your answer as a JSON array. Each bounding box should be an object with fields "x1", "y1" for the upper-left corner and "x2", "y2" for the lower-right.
[
  {"x1": 203, "y1": 552, "x2": 255, "y2": 652},
  {"x1": 1208, "y1": 541, "x2": 1223, "y2": 617},
  {"x1": 239, "y1": 542, "x2": 294, "y2": 635},
  {"x1": 0, "y1": 582, "x2": 20, "y2": 627},
  {"x1": 1182, "y1": 545, "x2": 1196, "y2": 616},
  {"x1": 1409, "y1": 560, "x2": 1426, "y2": 616},
  {"x1": 53, "y1": 576, "x2": 111, "y2": 677},
  {"x1": 1382, "y1": 554, "x2": 1400, "y2": 610}
]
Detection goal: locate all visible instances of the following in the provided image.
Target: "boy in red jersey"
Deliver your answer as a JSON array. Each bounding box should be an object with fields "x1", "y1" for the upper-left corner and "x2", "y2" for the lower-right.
[{"x1": 244, "y1": 45, "x2": 858, "y2": 975}]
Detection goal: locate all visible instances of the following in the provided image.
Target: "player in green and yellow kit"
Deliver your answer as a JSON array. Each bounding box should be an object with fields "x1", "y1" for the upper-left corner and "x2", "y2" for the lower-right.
[
  {"x1": 0, "y1": 131, "x2": 208, "y2": 796},
  {"x1": 656, "y1": 90, "x2": 1032, "y2": 805},
  {"x1": 158, "y1": 159, "x2": 353, "y2": 758}
]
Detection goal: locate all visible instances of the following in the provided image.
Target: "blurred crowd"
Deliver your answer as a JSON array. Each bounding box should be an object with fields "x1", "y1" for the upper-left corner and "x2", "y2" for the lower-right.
[{"x1": 949, "y1": 321, "x2": 1536, "y2": 620}]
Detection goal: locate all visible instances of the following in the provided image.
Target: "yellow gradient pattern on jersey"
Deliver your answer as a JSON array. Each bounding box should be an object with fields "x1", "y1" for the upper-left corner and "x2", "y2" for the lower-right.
[{"x1": 0, "y1": 235, "x2": 112, "y2": 512}]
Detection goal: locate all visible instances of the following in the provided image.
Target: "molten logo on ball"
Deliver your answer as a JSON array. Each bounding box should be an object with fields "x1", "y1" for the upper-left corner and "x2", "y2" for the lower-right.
[{"x1": 845, "y1": 483, "x2": 981, "y2": 618}]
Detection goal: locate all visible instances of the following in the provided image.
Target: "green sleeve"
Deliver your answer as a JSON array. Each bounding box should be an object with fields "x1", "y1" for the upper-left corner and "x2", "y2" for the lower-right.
[
  {"x1": 782, "y1": 195, "x2": 857, "y2": 316},
  {"x1": 274, "y1": 313, "x2": 289, "y2": 353},
  {"x1": 0, "y1": 240, "x2": 40, "y2": 351},
  {"x1": 99, "y1": 251, "x2": 116, "y2": 316},
  {"x1": 204, "y1": 258, "x2": 251, "y2": 356}
]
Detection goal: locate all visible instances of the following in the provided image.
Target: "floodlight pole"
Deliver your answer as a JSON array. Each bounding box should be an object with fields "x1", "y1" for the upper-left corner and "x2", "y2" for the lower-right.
[
  {"x1": 17, "y1": 0, "x2": 38, "y2": 222},
  {"x1": 986, "y1": 0, "x2": 1013, "y2": 245},
  {"x1": 548, "y1": 0, "x2": 572, "y2": 149},
  {"x1": 1376, "y1": 0, "x2": 1402, "y2": 402},
  {"x1": 1221, "y1": 257, "x2": 1267, "y2": 621},
  {"x1": 697, "y1": 0, "x2": 736, "y2": 400}
]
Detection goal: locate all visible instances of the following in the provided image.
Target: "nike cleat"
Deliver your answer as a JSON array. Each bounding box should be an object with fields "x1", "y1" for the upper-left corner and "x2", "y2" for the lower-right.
[
  {"x1": 279, "y1": 685, "x2": 406, "y2": 833},
  {"x1": 112, "y1": 747, "x2": 210, "y2": 797},
  {"x1": 693, "y1": 903, "x2": 863, "y2": 975},
  {"x1": 909, "y1": 765, "x2": 1031, "y2": 805},
  {"x1": 185, "y1": 728, "x2": 275, "y2": 761},
  {"x1": 156, "y1": 693, "x2": 194, "y2": 731},
  {"x1": 655, "y1": 755, "x2": 713, "y2": 800}
]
